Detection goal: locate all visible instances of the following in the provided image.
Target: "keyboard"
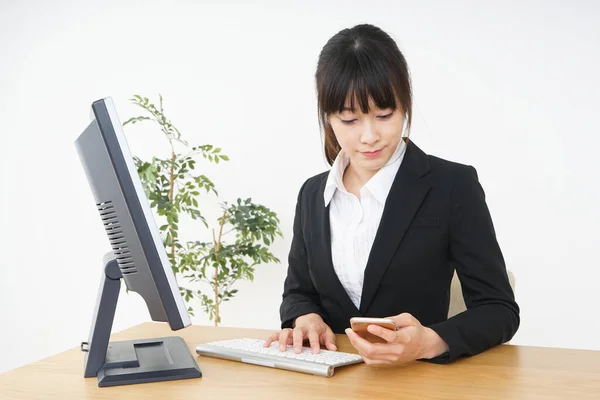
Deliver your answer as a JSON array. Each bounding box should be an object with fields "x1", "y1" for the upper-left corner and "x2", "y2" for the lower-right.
[{"x1": 195, "y1": 338, "x2": 363, "y2": 377}]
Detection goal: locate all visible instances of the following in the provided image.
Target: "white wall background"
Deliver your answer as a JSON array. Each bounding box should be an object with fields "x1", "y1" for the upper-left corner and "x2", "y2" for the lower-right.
[{"x1": 1, "y1": 0, "x2": 599, "y2": 374}]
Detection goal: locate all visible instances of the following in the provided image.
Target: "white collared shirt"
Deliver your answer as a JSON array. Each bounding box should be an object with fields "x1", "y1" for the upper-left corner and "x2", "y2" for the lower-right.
[{"x1": 323, "y1": 140, "x2": 407, "y2": 310}]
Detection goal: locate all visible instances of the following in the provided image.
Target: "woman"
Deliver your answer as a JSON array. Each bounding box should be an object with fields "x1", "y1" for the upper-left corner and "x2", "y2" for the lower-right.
[{"x1": 264, "y1": 23, "x2": 519, "y2": 365}]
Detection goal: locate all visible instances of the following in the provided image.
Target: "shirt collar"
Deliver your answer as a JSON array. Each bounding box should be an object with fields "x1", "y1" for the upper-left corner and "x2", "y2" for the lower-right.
[
  {"x1": 323, "y1": 149, "x2": 349, "y2": 206},
  {"x1": 324, "y1": 139, "x2": 407, "y2": 206}
]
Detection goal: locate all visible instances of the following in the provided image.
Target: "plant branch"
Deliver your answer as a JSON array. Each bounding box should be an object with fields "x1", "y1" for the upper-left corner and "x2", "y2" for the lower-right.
[
  {"x1": 212, "y1": 208, "x2": 228, "y2": 326},
  {"x1": 169, "y1": 149, "x2": 176, "y2": 262}
]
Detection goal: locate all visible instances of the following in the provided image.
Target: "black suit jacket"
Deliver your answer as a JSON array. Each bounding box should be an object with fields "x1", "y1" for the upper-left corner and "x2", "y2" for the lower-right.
[{"x1": 279, "y1": 140, "x2": 520, "y2": 363}]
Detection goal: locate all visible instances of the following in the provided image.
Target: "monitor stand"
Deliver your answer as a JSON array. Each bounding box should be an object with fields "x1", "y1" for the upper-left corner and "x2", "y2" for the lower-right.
[{"x1": 80, "y1": 254, "x2": 202, "y2": 387}]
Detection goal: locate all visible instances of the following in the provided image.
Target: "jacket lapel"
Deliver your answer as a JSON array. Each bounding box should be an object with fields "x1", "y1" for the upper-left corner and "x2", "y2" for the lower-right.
[{"x1": 359, "y1": 140, "x2": 432, "y2": 314}]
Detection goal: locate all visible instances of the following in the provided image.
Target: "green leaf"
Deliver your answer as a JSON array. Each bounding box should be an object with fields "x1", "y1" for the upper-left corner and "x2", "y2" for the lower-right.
[{"x1": 123, "y1": 116, "x2": 151, "y2": 126}]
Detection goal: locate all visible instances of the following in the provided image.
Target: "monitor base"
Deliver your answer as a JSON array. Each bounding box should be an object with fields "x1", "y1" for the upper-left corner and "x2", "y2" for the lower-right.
[
  {"x1": 98, "y1": 336, "x2": 201, "y2": 387},
  {"x1": 81, "y1": 254, "x2": 201, "y2": 387}
]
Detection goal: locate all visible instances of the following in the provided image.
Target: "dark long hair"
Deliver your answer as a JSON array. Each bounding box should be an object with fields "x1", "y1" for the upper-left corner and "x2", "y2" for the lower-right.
[{"x1": 315, "y1": 24, "x2": 413, "y2": 165}]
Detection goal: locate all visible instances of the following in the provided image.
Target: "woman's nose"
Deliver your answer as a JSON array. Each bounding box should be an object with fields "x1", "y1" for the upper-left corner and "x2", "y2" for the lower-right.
[{"x1": 360, "y1": 122, "x2": 379, "y2": 144}]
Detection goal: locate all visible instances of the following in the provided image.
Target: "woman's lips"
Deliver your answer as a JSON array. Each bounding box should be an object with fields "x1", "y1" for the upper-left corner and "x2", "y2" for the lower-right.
[{"x1": 361, "y1": 149, "x2": 383, "y2": 158}]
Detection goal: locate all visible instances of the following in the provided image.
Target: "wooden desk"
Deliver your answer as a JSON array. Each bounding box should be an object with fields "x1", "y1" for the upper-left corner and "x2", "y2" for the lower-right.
[{"x1": 1, "y1": 322, "x2": 599, "y2": 399}]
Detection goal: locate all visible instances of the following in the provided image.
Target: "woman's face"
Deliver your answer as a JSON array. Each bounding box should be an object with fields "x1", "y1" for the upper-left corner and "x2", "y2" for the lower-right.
[{"x1": 329, "y1": 96, "x2": 405, "y2": 173}]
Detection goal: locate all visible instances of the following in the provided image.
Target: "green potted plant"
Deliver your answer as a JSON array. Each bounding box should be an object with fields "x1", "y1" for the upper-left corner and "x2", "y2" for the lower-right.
[{"x1": 123, "y1": 94, "x2": 282, "y2": 326}]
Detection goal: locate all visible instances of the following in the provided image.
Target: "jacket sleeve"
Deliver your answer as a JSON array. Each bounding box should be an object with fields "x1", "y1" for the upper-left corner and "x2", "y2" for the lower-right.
[
  {"x1": 425, "y1": 165, "x2": 520, "y2": 363},
  {"x1": 279, "y1": 181, "x2": 326, "y2": 329}
]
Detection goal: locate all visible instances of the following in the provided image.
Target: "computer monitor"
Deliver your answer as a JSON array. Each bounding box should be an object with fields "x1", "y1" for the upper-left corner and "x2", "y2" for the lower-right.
[{"x1": 74, "y1": 97, "x2": 202, "y2": 387}]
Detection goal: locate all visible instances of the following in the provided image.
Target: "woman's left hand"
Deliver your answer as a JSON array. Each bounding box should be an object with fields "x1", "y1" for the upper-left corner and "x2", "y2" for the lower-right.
[{"x1": 345, "y1": 313, "x2": 449, "y2": 365}]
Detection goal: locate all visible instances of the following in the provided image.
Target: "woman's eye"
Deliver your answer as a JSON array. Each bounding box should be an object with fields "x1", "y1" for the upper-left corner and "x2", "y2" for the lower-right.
[
  {"x1": 377, "y1": 112, "x2": 393, "y2": 120},
  {"x1": 340, "y1": 119, "x2": 357, "y2": 125}
]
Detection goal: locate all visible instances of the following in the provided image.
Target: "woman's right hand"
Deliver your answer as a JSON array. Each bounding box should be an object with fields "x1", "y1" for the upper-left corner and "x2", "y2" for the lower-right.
[{"x1": 263, "y1": 313, "x2": 337, "y2": 354}]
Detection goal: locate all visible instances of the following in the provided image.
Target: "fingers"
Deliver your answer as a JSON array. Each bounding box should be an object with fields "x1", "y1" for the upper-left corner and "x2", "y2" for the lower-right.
[
  {"x1": 264, "y1": 331, "x2": 283, "y2": 348},
  {"x1": 345, "y1": 328, "x2": 380, "y2": 353},
  {"x1": 388, "y1": 312, "x2": 417, "y2": 328},
  {"x1": 279, "y1": 329, "x2": 293, "y2": 351},
  {"x1": 267, "y1": 322, "x2": 339, "y2": 355},
  {"x1": 323, "y1": 329, "x2": 337, "y2": 351},
  {"x1": 394, "y1": 327, "x2": 414, "y2": 345},
  {"x1": 345, "y1": 328, "x2": 404, "y2": 362},
  {"x1": 293, "y1": 327, "x2": 305, "y2": 353},
  {"x1": 366, "y1": 324, "x2": 400, "y2": 343},
  {"x1": 265, "y1": 329, "x2": 295, "y2": 350},
  {"x1": 308, "y1": 329, "x2": 321, "y2": 354},
  {"x1": 263, "y1": 333, "x2": 274, "y2": 347},
  {"x1": 362, "y1": 357, "x2": 393, "y2": 365}
]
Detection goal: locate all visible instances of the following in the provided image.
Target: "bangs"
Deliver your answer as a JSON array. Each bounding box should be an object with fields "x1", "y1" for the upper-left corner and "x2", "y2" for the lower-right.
[{"x1": 318, "y1": 50, "x2": 403, "y2": 115}]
